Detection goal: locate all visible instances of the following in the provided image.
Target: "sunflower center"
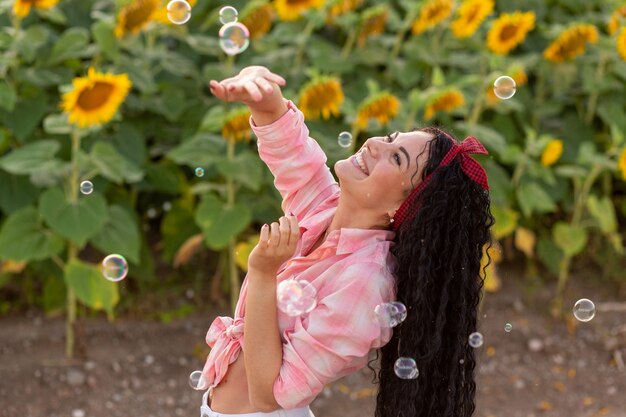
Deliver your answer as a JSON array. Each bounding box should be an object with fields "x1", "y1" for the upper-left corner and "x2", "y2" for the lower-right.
[
  {"x1": 123, "y1": 0, "x2": 156, "y2": 31},
  {"x1": 77, "y1": 82, "x2": 115, "y2": 111},
  {"x1": 499, "y1": 23, "x2": 519, "y2": 42},
  {"x1": 287, "y1": 0, "x2": 316, "y2": 6}
]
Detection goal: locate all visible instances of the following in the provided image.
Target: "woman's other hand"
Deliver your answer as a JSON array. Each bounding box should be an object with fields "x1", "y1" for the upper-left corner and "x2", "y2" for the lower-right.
[{"x1": 247, "y1": 214, "x2": 300, "y2": 276}]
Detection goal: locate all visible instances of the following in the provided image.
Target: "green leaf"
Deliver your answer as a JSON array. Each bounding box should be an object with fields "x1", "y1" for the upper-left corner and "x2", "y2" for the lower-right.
[
  {"x1": 454, "y1": 122, "x2": 507, "y2": 156},
  {"x1": 43, "y1": 113, "x2": 72, "y2": 135},
  {"x1": 161, "y1": 202, "x2": 200, "y2": 262},
  {"x1": 0, "y1": 81, "x2": 17, "y2": 112},
  {"x1": 118, "y1": 58, "x2": 156, "y2": 94},
  {"x1": 554, "y1": 165, "x2": 587, "y2": 178},
  {"x1": 536, "y1": 237, "x2": 563, "y2": 277},
  {"x1": 64, "y1": 259, "x2": 119, "y2": 314},
  {"x1": 90, "y1": 205, "x2": 141, "y2": 264},
  {"x1": 194, "y1": 193, "x2": 252, "y2": 250},
  {"x1": 215, "y1": 152, "x2": 264, "y2": 192},
  {"x1": 199, "y1": 106, "x2": 227, "y2": 132},
  {"x1": 586, "y1": 195, "x2": 616, "y2": 234},
  {"x1": 431, "y1": 66, "x2": 446, "y2": 87},
  {"x1": 0, "y1": 170, "x2": 40, "y2": 214},
  {"x1": 39, "y1": 187, "x2": 108, "y2": 248},
  {"x1": 0, "y1": 140, "x2": 61, "y2": 175},
  {"x1": 482, "y1": 158, "x2": 514, "y2": 205},
  {"x1": 46, "y1": 27, "x2": 90, "y2": 66},
  {"x1": 490, "y1": 205, "x2": 519, "y2": 240},
  {"x1": 552, "y1": 222, "x2": 587, "y2": 257},
  {"x1": 4, "y1": 90, "x2": 48, "y2": 141},
  {"x1": 516, "y1": 182, "x2": 557, "y2": 218},
  {"x1": 92, "y1": 20, "x2": 120, "y2": 61},
  {"x1": 0, "y1": 207, "x2": 65, "y2": 262},
  {"x1": 110, "y1": 122, "x2": 147, "y2": 167},
  {"x1": 166, "y1": 133, "x2": 227, "y2": 167},
  {"x1": 90, "y1": 142, "x2": 144, "y2": 184},
  {"x1": 15, "y1": 25, "x2": 49, "y2": 63},
  {"x1": 42, "y1": 274, "x2": 66, "y2": 314}
]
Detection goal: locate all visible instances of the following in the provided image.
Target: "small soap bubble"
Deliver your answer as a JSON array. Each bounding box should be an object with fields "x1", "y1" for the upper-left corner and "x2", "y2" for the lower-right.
[
  {"x1": 219, "y1": 22, "x2": 250, "y2": 56},
  {"x1": 162, "y1": 201, "x2": 172, "y2": 212},
  {"x1": 459, "y1": 359, "x2": 465, "y2": 364},
  {"x1": 374, "y1": 302, "x2": 407, "y2": 328},
  {"x1": 101, "y1": 254, "x2": 129, "y2": 282},
  {"x1": 188, "y1": 370, "x2": 207, "y2": 390},
  {"x1": 147, "y1": 208, "x2": 158, "y2": 219},
  {"x1": 219, "y1": 6, "x2": 238, "y2": 24},
  {"x1": 493, "y1": 76, "x2": 516, "y2": 100},
  {"x1": 195, "y1": 167, "x2": 204, "y2": 177},
  {"x1": 337, "y1": 131, "x2": 353, "y2": 148},
  {"x1": 573, "y1": 298, "x2": 595, "y2": 322},
  {"x1": 277, "y1": 279, "x2": 317, "y2": 316},
  {"x1": 394, "y1": 357, "x2": 419, "y2": 380},
  {"x1": 468, "y1": 332, "x2": 483, "y2": 348},
  {"x1": 504, "y1": 323, "x2": 513, "y2": 332},
  {"x1": 167, "y1": 0, "x2": 192, "y2": 25},
  {"x1": 80, "y1": 181, "x2": 93, "y2": 195}
]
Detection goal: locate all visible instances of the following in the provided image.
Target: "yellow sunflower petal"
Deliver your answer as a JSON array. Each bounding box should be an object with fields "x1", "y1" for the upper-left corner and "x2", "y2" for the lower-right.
[
  {"x1": 451, "y1": 0, "x2": 494, "y2": 38},
  {"x1": 543, "y1": 24, "x2": 598, "y2": 63},
  {"x1": 541, "y1": 139, "x2": 563, "y2": 166},
  {"x1": 115, "y1": 0, "x2": 160, "y2": 38},
  {"x1": 273, "y1": 0, "x2": 325, "y2": 21},
  {"x1": 12, "y1": 0, "x2": 59, "y2": 17},
  {"x1": 411, "y1": 0, "x2": 454, "y2": 35},
  {"x1": 298, "y1": 76, "x2": 345, "y2": 120},
  {"x1": 486, "y1": 11, "x2": 536, "y2": 55}
]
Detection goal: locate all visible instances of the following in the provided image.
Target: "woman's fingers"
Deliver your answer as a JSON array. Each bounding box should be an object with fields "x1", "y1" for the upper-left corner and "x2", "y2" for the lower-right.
[
  {"x1": 243, "y1": 80, "x2": 263, "y2": 102},
  {"x1": 288, "y1": 215, "x2": 299, "y2": 247},
  {"x1": 254, "y1": 77, "x2": 275, "y2": 95},
  {"x1": 269, "y1": 221, "x2": 281, "y2": 248},
  {"x1": 265, "y1": 72, "x2": 286, "y2": 86}
]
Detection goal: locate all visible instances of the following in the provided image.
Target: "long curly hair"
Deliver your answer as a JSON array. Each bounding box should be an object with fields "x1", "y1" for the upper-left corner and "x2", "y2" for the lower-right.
[{"x1": 372, "y1": 127, "x2": 495, "y2": 417}]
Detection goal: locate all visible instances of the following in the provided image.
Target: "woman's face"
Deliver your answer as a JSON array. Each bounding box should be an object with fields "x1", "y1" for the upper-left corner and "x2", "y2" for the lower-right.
[{"x1": 334, "y1": 130, "x2": 435, "y2": 214}]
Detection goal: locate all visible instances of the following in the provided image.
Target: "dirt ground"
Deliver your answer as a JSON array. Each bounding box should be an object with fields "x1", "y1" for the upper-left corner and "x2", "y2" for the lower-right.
[{"x1": 1, "y1": 262, "x2": 625, "y2": 417}]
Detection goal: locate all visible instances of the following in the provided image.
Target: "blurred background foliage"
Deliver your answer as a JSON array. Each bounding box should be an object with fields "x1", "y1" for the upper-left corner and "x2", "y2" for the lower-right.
[{"x1": 0, "y1": 0, "x2": 625, "y2": 355}]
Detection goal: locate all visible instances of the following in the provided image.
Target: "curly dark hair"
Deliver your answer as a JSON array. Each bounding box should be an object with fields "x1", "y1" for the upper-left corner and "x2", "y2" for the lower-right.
[{"x1": 372, "y1": 127, "x2": 495, "y2": 417}]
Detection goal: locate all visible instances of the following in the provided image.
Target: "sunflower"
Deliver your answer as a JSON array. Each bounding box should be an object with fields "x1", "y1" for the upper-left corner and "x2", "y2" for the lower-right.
[
  {"x1": 61, "y1": 68, "x2": 132, "y2": 128},
  {"x1": 450, "y1": 0, "x2": 494, "y2": 39},
  {"x1": 619, "y1": 147, "x2": 626, "y2": 180},
  {"x1": 12, "y1": 0, "x2": 59, "y2": 18},
  {"x1": 298, "y1": 76, "x2": 344, "y2": 120},
  {"x1": 618, "y1": 26, "x2": 626, "y2": 61},
  {"x1": 423, "y1": 89, "x2": 465, "y2": 121},
  {"x1": 240, "y1": 2, "x2": 274, "y2": 40},
  {"x1": 327, "y1": 0, "x2": 363, "y2": 21},
  {"x1": 481, "y1": 241, "x2": 502, "y2": 293},
  {"x1": 541, "y1": 139, "x2": 563, "y2": 166},
  {"x1": 153, "y1": 0, "x2": 197, "y2": 25},
  {"x1": 608, "y1": 5, "x2": 626, "y2": 35},
  {"x1": 273, "y1": 0, "x2": 325, "y2": 21},
  {"x1": 355, "y1": 92, "x2": 400, "y2": 129},
  {"x1": 222, "y1": 107, "x2": 253, "y2": 142},
  {"x1": 411, "y1": 0, "x2": 454, "y2": 36},
  {"x1": 485, "y1": 68, "x2": 527, "y2": 105},
  {"x1": 543, "y1": 24, "x2": 599, "y2": 63},
  {"x1": 115, "y1": 0, "x2": 161, "y2": 38},
  {"x1": 357, "y1": 6, "x2": 388, "y2": 47},
  {"x1": 486, "y1": 11, "x2": 536, "y2": 55}
]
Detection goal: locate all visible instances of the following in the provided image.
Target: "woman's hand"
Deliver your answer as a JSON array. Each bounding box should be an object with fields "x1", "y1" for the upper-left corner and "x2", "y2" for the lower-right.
[
  {"x1": 209, "y1": 66, "x2": 286, "y2": 113},
  {"x1": 247, "y1": 214, "x2": 300, "y2": 276}
]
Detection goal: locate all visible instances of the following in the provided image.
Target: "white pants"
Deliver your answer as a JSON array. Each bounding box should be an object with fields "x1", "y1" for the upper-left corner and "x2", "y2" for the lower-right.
[{"x1": 200, "y1": 390, "x2": 315, "y2": 417}]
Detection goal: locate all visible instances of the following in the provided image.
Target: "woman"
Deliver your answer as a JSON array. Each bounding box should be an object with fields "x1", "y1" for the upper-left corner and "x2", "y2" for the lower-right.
[{"x1": 199, "y1": 66, "x2": 494, "y2": 417}]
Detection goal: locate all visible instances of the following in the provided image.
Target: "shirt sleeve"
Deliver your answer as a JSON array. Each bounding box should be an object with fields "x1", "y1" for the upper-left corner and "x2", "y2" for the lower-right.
[
  {"x1": 272, "y1": 262, "x2": 395, "y2": 409},
  {"x1": 251, "y1": 100, "x2": 339, "y2": 221}
]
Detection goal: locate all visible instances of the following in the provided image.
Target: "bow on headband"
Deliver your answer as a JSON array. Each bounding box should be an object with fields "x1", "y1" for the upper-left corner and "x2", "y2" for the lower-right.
[{"x1": 391, "y1": 135, "x2": 489, "y2": 230}]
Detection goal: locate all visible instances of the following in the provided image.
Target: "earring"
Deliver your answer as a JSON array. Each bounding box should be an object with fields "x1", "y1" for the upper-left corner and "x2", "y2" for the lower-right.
[{"x1": 389, "y1": 218, "x2": 394, "y2": 223}]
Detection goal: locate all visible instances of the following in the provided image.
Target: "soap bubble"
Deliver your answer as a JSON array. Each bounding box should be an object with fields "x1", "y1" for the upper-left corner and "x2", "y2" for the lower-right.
[
  {"x1": 374, "y1": 302, "x2": 407, "y2": 328},
  {"x1": 188, "y1": 370, "x2": 207, "y2": 390},
  {"x1": 573, "y1": 298, "x2": 595, "y2": 322},
  {"x1": 167, "y1": 0, "x2": 192, "y2": 25},
  {"x1": 493, "y1": 76, "x2": 516, "y2": 100},
  {"x1": 504, "y1": 323, "x2": 513, "y2": 332},
  {"x1": 337, "y1": 131, "x2": 353, "y2": 148},
  {"x1": 80, "y1": 181, "x2": 93, "y2": 195},
  {"x1": 195, "y1": 167, "x2": 204, "y2": 177},
  {"x1": 394, "y1": 357, "x2": 419, "y2": 379},
  {"x1": 219, "y1": 22, "x2": 250, "y2": 56},
  {"x1": 101, "y1": 254, "x2": 129, "y2": 282},
  {"x1": 219, "y1": 6, "x2": 238, "y2": 24},
  {"x1": 468, "y1": 332, "x2": 483, "y2": 348},
  {"x1": 277, "y1": 279, "x2": 317, "y2": 316}
]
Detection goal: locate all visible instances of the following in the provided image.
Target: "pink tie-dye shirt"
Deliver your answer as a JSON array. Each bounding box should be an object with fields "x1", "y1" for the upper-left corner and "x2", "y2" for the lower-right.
[{"x1": 201, "y1": 100, "x2": 397, "y2": 410}]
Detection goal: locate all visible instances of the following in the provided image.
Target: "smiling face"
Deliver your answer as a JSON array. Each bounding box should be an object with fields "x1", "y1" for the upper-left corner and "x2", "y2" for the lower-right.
[{"x1": 334, "y1": 130, "x2": 435, "y2": 224}]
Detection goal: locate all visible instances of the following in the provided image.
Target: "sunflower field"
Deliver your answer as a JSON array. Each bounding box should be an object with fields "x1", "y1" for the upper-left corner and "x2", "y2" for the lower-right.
[{"x1": 0, "y1": 0, "x2": 625, "y2": 356}]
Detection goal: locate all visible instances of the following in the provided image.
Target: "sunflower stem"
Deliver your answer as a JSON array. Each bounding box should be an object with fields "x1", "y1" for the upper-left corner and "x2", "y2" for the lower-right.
[
  {"x1": 293, "y1": 19, "x2": 317, "y2": 75},
  {"x1": 385, "y1": 7, "x2": 418, "y2": 79},
  {"x1": 585, "y1": 52, "x2": 607, "y2": 124},
  {"x1": 349, "y1": 124, "x2": 361, "y2": 155},
  {"x1": 341, "y1": 28, "x2": 357, "y2": 59}
]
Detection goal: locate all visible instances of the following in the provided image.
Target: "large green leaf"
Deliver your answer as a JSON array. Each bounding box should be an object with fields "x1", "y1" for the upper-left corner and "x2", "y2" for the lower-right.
[
  {"x1": 90, "y1": 205, "x2": 141, "y2": 263},
  {"x1": 194, "y1": 193, "x2": 252, "y2": 250},
  {"x1": 215, "y1": 152, "x2": 264, "y2": 192},
  {"x1": 490, "y1": 205, "x2": 519, "y2": 240},
  {"x1": 536, "y1": 237, "x2": 563, "y2": 277},
  {"x1": 16, "y1": 25, "x2": 49, "y2": 63},
  {"x1": 110, "y1": 122, "x2": 147, "y2": 167},
  {"x1": 39, "y1": 187, "x2": 109, "y2": 248},
  {"x1": 91, "y1": 20, "x2": 120, "y2": 62},
  {"x1": 42, "y1": 274, "x2": 66, "y2": 314},
  {"x1": 161, "y1": 202, "x2": 200, "y2": 262},
  {"x1": 516, "y1": 182, "x2": 557, "y2": 218},
  {"x1": 0, "y1": 140, "x2": 60, "y2": 175},
  {"x1": 0, "y1": 170, "x2": 40, "y2": 214},
  {"x1": 552, "y1": 222, "x2": 587, "y2": 257},
  {"x1": 89, "y1": 142, "x2": 144, "y2": 184},
  {"x1": 166, "y1": 133, "x2": 227, "y2": 167},
  {"x1": 64, "y1": 259, "x2": 119, "y2": 314},
  {"x1": 4, "y1": 90, "x2": 48, "y2": 141},
  {"x1": 0, "y1": 207, "x2": 65, "y2": 262},
  {"x1": 0, "y1": 80, "x2": 16, "y2": 112},
  {"x1": 43, "y1": 113, "x2": 72, "y2": 135},
  {"x1": 586, "y1": 195, "x2": 617, "y2": 234},
  {"x1": 46, "y1": 27, "x2": 90, "y2": 66},
  {"x1": 454, "y1": 122, "x2": 507, "y2": 157}
]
